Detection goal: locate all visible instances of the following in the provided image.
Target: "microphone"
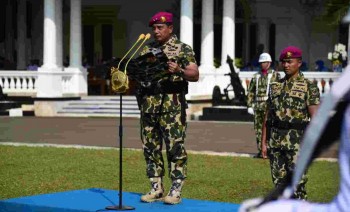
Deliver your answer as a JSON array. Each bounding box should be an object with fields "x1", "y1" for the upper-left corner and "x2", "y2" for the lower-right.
[
  {"x1": 111, "y1": 33, "x2": 151, "y2": 93},
  {"x1": 117, "y1": 34, "x2": 145, "y2": 70},
  {"x1": 124, "y1": 33, "x2": 151, "y2": 74}
]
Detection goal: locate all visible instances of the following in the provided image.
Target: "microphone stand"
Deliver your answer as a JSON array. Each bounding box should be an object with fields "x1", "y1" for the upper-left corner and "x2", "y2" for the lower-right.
[
  {"x1": 106, "y1": 93, "x2": 135, "y2": 211},
  {"x1": 106, "y1": 33, "x2": 150, "y2": 211}
]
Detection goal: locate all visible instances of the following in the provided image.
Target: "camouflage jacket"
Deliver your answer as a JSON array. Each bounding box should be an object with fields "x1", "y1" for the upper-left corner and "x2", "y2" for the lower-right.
[
  {"x1": 267, "y1": 72, "x2": 320, "y2": 149},
  {"x1": 139, "y1": 35, "x2": 197, "y2": 114},
  {"x1": 246, "y1": 69, "x2": 280, "y2": 111}
]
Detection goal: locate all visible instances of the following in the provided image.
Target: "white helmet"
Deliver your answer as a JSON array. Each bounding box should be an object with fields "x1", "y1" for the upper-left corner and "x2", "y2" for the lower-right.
[{"x1": 258, "y1": 53, "x2": 272, "y2": 63}]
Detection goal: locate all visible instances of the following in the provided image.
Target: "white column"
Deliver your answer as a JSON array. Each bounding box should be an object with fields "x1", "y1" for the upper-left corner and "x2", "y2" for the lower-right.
[
  {"x1": 56, "y1": 0, "x2": 63, "y2": 67},
  {"x1": 180, "y1": 0, "x2": 193, "y2": 48},
  {"x1": 65, "y1": 0, "x2": 87, "y2": 96},
  {"x1": 257, "y1": 19, "x2": 270, "y2": 53},
  {"x1": 42, "y1": 0, "x2": 57, "y2": 68},
  {"x1": 221, "y1": 0, "x2": 235, "y2": 68},
  {"x1": 200, "y1": 0, "x2": 215, "y2": 71},
  {"x1": 69, "y1": 0, "x2": 83, "y2": 68},
  {"x1": 37, "y1": 0, "x2": 63, "y2": 97},
  {"x1": 5, "y1": 0, "x2": 14, "y2": 63},
  {"x1": 17, "y1": 0, "x2": 27, "y2": 70}
]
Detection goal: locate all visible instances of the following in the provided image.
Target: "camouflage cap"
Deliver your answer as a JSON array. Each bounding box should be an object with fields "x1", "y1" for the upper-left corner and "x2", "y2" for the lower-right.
[
  {"x1": 279, "y1": 46, "x2": 302, "y2": 61},
  {"x1": 149, "y1": 12, "x2": 173, "y2": 27}
]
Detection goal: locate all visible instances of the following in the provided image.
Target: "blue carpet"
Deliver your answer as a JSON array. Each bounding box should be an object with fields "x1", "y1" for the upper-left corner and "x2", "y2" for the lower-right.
[{"x1": 0, "y1": 188, "x2": 240, "y2": 212}]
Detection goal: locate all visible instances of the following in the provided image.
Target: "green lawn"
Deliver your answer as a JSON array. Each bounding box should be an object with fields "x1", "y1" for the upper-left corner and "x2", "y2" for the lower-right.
[{"x1": 0, "y1": 145, "x2": 339, "y2": 204}]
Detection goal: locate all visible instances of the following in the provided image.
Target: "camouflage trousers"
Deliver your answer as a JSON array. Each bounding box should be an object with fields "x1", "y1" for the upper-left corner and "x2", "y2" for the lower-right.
[
  {"x1": 253, "y1": 109, "x2": 265, "y2": 156},
  {"x1": 269, "y1": 148, "x2": 308, "y2": 200},
  {"x1": 140, "y1": 110, "x2": 187, "y2": 180}
]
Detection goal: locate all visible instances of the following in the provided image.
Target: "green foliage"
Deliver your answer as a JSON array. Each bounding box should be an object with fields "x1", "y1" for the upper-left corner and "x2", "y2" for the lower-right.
[
  {"x1": 214, "y1": 58, "x2": 221, "y2": 68},
  {"x1": 235, "y1": 58, "x2": 244, "y2": 69},
  {"x1": 0, "y1": 146, "x2": 339, "y2": 203},
  {"x1": 313, "y1": 0, "x2": 350, "y2": 32},
  {"x1": 239, "y1": 0, "x2": 252, "y2": 23}
]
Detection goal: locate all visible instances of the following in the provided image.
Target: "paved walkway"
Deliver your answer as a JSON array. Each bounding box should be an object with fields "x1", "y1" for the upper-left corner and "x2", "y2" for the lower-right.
[{"x1": 0, "y1": 117, "x2": 338, "y2": 158}]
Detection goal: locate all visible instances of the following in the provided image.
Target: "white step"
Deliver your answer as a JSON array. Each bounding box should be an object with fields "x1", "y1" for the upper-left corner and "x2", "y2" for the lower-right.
[{"x1": 56, "y1": 95, "x2": 140, "y2": 117}]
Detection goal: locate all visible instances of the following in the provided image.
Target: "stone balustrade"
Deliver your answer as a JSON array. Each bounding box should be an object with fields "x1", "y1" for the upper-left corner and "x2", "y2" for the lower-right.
[
  {"x1": 188, "y1": 69, "x2": 342, "y2": 99},
  {"x1": 0, "y1": 70, "x2": 76, "y2": 97},
  {"x1": 0, "y1": 70, "x2": 342, "y2": 98}
]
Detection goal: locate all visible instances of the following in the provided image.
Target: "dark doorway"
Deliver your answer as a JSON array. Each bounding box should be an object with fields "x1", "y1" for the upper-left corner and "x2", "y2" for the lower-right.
[
  {"x1": 214, "y1": 23, "x2": 222, "y2": 67},
  {"x1": 235, "y1": 23, "x2": 243, "y2": 59},
  {"x1": 269, "y1": 23, "x2": 276, "y2": 62},
  {"x1": 26, "y1": 0, "x2": 32, "y2": 38},
  {"x1": 83, "y1": 25, "x2": 94, "y2": 66},
  {"x1": 0, "y1": 0, "x2": 5, "y2": 42},
  {"x1": 101, "y1": 24, "x2": 113, "y2": 62},
  {"x1": 249, "y1": 23, "x2": 257, "y2": 64},
  {"x1": 193, "y1": 23, "x2": 202, "y2": 65}
]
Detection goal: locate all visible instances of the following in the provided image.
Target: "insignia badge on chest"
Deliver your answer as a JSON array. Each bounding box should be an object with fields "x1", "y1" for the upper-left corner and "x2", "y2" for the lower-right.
[{"x1": 290, "y1": 82, "x2": 307, "y2": 99}]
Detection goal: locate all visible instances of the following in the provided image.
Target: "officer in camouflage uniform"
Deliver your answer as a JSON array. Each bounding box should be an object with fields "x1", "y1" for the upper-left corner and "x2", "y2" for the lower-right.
[
  {"x1": 138, "y1": 12, "x2": 199, "y2": 205},
  {"x1": 261, "y1": 46, "x2": 320, "y2": 200},
  {"x1": 247, "y1": 53, "x2": 280, "y2": 159}
]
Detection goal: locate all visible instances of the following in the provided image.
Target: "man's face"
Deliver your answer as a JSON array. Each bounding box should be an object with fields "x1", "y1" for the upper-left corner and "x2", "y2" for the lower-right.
[
  {"x1": 260, "y1": 62, "x2": 271, "y2": 70},
  {"x1": 152, "y1": 24, "x2": 173, "y2": 44},
  {"x1": 281, "y1": 58, "x2": 301, "y2": 77}
]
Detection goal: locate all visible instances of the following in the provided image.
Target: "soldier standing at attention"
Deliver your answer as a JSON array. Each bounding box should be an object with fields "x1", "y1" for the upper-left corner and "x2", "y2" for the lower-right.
[
  {"x1": 247, "y1": 53, "x2": 280, "y2": 159},
  {"x1": 261, "y1": 46, "x2": 320, "y2": 199},
  {"x1": 138, "y1": 12, "x2": 199, "y2": 204}
]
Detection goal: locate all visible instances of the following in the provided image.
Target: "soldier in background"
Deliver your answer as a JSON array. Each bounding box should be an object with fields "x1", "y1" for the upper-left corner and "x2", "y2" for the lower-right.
[
  {"x1": 239, "y1": 68, "x2": 350, "y2": 212},
  {"x1": 247, "y1": 53, "x2": 280, "y2": 159},
  {"x1": 138, "y1": 12, "x2": 199, "y2": 204},
  {"x1": 261, "y1": 46, "x2": 320, "y2": 199}
]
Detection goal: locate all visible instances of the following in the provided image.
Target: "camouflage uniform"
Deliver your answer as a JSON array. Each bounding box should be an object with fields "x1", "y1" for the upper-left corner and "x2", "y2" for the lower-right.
[
  {"x1": 267, "y1": 72, "x2": 320, "y2": 199},
  {"x1": 247, "y1": 69, "x2": 280, "y2": 157},
  {"x1": 139, "y1": 34, "x2": 196, "y2": 180}
]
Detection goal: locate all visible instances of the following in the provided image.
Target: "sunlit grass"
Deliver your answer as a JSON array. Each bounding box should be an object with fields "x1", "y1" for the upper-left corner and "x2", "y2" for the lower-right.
[{"x1": 0, "y1": 145, "x2": 339, "y2": 203}]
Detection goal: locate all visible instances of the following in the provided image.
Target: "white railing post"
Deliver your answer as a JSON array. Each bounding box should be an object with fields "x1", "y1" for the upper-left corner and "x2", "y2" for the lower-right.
[
  {"x1": 16, "y1": 77, "x2": 21, "y2": 90},
  {"x1": 324, "y1": 78, "x2": 331, "y2": 93},
  {"x1": 10, "y1": 77, "x2": 15, "y2": 90},
  {"x1": 241, "y1": 77, "x2": 248, "y2": 94},
  {"x1": 4, "y1": 77, "x2": 9, "y2": 90},
  {"x1": 317, "y1": 79, "x2": 323, "y2": 94},
  {"x1": 28, "y1": 78, "x2": 34, "y2": 91}
]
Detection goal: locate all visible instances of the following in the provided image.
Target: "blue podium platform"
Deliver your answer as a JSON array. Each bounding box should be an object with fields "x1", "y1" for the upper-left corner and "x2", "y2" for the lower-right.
[{"x1": 0, "y1": 188, "x2": 241, "y2": 212}]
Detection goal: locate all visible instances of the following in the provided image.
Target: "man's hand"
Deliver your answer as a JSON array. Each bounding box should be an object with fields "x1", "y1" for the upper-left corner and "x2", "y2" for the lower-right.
[
  {"x1": 167, "y1": 60, "x2": 182, "y2": 74},
  {"x1": 247, "y1": 107, "x2": 254, "y2": 115},
  {"x1": 167, "y1": 60, "x2": 199, "y2": 82},
  {"x1": 261, "y1": 143, "x2": 268, "y2": 159}
]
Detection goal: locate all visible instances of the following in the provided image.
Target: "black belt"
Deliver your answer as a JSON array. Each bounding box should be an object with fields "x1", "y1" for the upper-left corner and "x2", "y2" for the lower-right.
[
  {"x1": 141, "y1": 81, "x2": 188, "y2": 95},
  {"x1": 270, "y1": 119, "x2": 308, "y2": 130}
]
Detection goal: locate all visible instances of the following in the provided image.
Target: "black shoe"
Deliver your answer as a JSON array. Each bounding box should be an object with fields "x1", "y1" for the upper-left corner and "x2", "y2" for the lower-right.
[{"x1": 253, "y1": 153, "x2": 263, "y2": 158}]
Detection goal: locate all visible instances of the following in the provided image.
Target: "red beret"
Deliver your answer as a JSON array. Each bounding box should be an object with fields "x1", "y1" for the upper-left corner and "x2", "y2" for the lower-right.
[
  {"x1": 279, "y1": 46, "x2": 302, "y2": 61},
  {"x1": 149, "y1": 12, "x2": 173, "y2": 27}
]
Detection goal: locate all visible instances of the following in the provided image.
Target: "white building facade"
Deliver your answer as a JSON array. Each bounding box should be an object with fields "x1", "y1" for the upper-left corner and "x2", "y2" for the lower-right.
[{"x1": 0, "y1": 0, "x2": 346, "y2": 98}]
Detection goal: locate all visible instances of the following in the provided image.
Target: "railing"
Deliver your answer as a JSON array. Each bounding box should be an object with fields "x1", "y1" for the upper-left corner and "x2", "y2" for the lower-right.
[
  {"x1": 0, "y1": 70, "x2": 343, "y2": 98},
  {"x1": 239, "y1": 72, "x2": 341, "y2": 95},
  {"x1": 187, "y1": 68, "x2": 342, "y2": 98},
  {"x1": 0, "y1": 70, "x2": 75, "y2": 96}
]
